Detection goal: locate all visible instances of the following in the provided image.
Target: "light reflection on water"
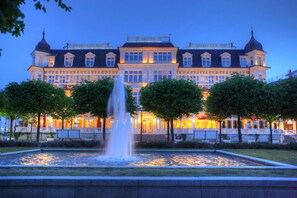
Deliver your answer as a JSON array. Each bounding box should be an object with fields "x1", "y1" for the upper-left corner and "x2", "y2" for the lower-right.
[{"x1": 0, "y1": 152, "x2": 265, "y2": 167}]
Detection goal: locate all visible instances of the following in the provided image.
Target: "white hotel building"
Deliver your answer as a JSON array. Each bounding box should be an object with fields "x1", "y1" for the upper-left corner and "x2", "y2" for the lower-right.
[{"x1": 27, "y1": 31, "x2": 296, "y2": 136}]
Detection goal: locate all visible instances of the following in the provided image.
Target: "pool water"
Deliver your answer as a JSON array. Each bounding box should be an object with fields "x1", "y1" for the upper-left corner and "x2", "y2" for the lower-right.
[{"x1": 0, "y1": 151, "x2": 267, "y2": 167}]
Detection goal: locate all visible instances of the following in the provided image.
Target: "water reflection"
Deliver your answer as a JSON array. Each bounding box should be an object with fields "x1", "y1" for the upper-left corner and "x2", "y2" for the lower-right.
[
  {"x1": 0, "y1": 151, "x2": 265, "y2": 167},
  {"x1": 19, "y1": 153, "x2": 59, "y2": 165}
]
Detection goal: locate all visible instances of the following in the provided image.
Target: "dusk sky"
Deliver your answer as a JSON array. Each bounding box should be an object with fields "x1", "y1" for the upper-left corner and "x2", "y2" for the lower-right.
[{"x1": 0, "y1": 0, "x2": 296, "y2": 89}]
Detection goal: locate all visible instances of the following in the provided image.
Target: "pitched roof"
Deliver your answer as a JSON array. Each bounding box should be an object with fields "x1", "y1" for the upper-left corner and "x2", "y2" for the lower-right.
[
  {"x1": 177, "y1": 49, "x2": 246, "y2": 68},
  {"x1": 49, "y1": 49, "x2": 120, "y2": 68}
]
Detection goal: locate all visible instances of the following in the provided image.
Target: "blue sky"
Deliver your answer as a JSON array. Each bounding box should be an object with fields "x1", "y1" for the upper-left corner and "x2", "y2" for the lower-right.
[{"x1": 0, "y1": 0, "x2": 296, "y2": 89}]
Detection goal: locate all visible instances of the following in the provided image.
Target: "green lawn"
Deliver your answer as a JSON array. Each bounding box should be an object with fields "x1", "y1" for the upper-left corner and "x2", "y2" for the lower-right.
[
  {"x1": 0, "y1": 147, "x2": 37, "y2": 153},
  {"x1": 224, "y1": 149, "x2": 297, "y2": 166}
]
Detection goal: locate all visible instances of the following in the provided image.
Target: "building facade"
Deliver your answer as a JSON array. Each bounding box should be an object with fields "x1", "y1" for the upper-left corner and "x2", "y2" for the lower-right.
[{"x1": 28, "y1": 31, "x2": 295, "y2": 136}]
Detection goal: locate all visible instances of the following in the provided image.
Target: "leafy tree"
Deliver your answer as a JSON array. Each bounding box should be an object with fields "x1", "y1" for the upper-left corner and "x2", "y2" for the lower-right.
[
  {"x1": 0, "y1": 0, "x2": 71, "y2": 36},
  {"x1": 5, "y1": 80, "x2": 59, "y2": 142},
  {"x1": 0, "y1": 91, "x2": 5, "y2": 112},
  {"x1": 51, "y1": 89, "x2": 76, "y2": 129},
  {"x1": 2, "y1": 83, "x2": 21, "y2": 140},
  {"x1": 72, "y1": 78, "x2": 136, "y2": 141},
  {"x1": 140, "y1": 79, "x2": 203, "y2": 142},
  {"x1": 211, "y1": 74, "x2": 264, "y2": 143},
  {"x1": 257, "y1": 84, "x2": 281, "y2": 143},
  {"x1": 278, "y1": 77, "x2": 297, "y2": 130},
  {"x1": 206, "y1": 83, "x2": 230, "y2": 143}
]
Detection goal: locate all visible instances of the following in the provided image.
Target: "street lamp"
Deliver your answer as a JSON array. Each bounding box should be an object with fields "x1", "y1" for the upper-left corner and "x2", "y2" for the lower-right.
[{"x1": 139, "y1": 105, "x2": 143, "y2": 142}]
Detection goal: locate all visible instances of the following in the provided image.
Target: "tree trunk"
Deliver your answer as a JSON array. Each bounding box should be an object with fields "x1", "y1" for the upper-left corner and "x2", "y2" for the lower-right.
[
  {"x1": 103, "y1": 117, "x2": 106, "y2": 141},
  {"x1": 167, "y1": 121, "x2": 170, "y2": 142},
  {"x1": 238, "y1": 115, "x2": 242, "y2": 143},
  {"x1": 9, "y1": 116, "x2": 14, "y2": 141},
  {"x1": 36, "y1": 112, "x2": 41, "y2": 143},
  {"x1": 219, "y1": 121, "x2": 222, "y2": 143},
  {"x1": 61, "y1": 118, "x2": 64, "y2": 129},
  {"x1": 170, "y1": 119, "x2": 174, "y2": 142},
  {"x1": 269, "y1": 121, "x2": 273, "y2": 144},
  {"x1": 70, "y1": 119, "x2": 73, "y2": 130}
]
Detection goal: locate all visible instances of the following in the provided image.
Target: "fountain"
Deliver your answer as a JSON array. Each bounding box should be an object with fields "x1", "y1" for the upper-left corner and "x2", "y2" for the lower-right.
[{"x1": 105, "y1": 76, "x2": 133, "y2": 159}]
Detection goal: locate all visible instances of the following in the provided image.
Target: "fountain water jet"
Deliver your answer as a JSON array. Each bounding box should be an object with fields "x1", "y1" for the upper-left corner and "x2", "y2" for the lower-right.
[{"x1": 106, "y1": 76, "x2": 133, "y2": 159}]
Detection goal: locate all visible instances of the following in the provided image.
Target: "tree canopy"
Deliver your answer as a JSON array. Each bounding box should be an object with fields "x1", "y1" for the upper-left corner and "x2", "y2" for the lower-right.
[
  {"x1": 207, "y1": 74, "x2": 264, "y2": 143},
  {"x1": 0, "y1": 0, "x2": 71, "y2": 36},
  {"x1": 257, "y1": 83, "x2": 282, "y2": 143},
  {"x1": 278, "y1": 77, "x2": 297, "y2": 120},
  {"x1": 206, "y1": 82, "x2": 230, "y2": 142},
  {"x1": 50, "y1": 90, "x2": 76, "y2": 129},
  {"x1": 5, "y1": 80, "x2": 60, "y2": 142},
  {"x1": 140, "y1": 79, "x2": 203, "y2": 142}
]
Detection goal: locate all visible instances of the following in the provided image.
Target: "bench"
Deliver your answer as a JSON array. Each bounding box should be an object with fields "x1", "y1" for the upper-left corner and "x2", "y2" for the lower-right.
[
  {"x1": 193, "y1": 130, "x2": 218, "y2": 143},
  {"x1": 56, "y1": 129, "x2": 80, "y2": 140}
]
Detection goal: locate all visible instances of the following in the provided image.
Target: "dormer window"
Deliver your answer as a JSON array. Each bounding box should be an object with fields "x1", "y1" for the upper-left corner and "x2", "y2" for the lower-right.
[
  {"x1": 106, "y1": 52, "x2": 116, "y2": 67},
  {"x1": 220, "y1": 52, "x2": 231, "y2": 67},
  {"x1": 64, "y1": 52, "x2": 74, "y2": 67},
  {"x1": 182, "y1": 52, "x2": 192, "y2": 67},
  {"x1": 201, "y1": 52, "x2": 211, "y2": 67},
  {"x1": 240, "y1": 56, "x2": 249, "y2": 67},
  {"x1": 85, "y1": 52, "x2": 95, "y2": 67},
  {"x1": 48, "y1": 56, "x2": 55, "y2": 67}
]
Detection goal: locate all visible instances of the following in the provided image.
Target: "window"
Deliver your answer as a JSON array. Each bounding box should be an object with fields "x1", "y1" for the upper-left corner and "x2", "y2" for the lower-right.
[
  {"x1": 85, "y1": 52, "x2": 95, "y2": 67},
  {"x1": 106, "y1": 52, "x2": 116, "y2": 67},
  {"x1": 132, "y1": 92, "x2": 140, "y2": 106},
  {"x1": 48, "y1": 75, "x2": 55, "y2": 84},
  {"x1": 256, "y1": 56, "x2": 263, "y2": 65},
  {"x1": 153, "y1": 52, "x2": 172, "y2": 63},
  {"x1": 201, "y1": 52, "x2": 211, "y2": 67},
  {"x1": 106, "y1": 56, "x2": 115, "y2": 67},
  {"x1": 218, "y1": 76, "x2": 225, "y2": 83},
  {"x1": 124, "y1": 71, "x2": 143, "y2": 82},
  {"x1": 59, "y1": 76, "x2": 66, "y2": 84},
  {"x1": 154, "y1": 71, "x2": 172, "y2": 82},
  {"x1": 37, "y1": 74, "x2": 42, "y2": 80},
  {"x1": 202, "y1": 57, "x2": 211, "y2": 67},
  {"x1": 124, "y1": 52, "x2": 143, "y2": 62},
  {"x1": 240, "y1": 57, "x2": 249, "y2": 67},
  {"x1": 183, "y1": 57, "x2": 192, "y2": 66},
  {"x1": 85, "y1": 57, "x2": 94, "y2": 67},
  {"x1": 208, "y1": 76, "x2": 215, "y2": 86},
  {"x1": 221, "y1": 57, "x2": 231, "y2": 67},
  {"x1": 48, "y1": 57, "x2": 55, "y2": 67},
  {"x1": 64, "y1": 53, "x2": 74, "y2": 67}
]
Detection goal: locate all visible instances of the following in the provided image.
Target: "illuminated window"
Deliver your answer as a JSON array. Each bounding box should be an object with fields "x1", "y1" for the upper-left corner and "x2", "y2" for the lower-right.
[
  {"x1": 124, "y1": 71, "x2": 143, "y2": 82},
  {"x1": 124, "y1": 52, "x2": 143, "y2": 62},
  {"x1": 154, "y1": 71, "x2": 172, "y2": 82},
  {"x1": 153, "y1": 52, "x2": 172, "y2": 63},
  {"x1": 48, "y1": 57, "x2": 55, "y2": 67},
  {"x1": 256, "y1": 56, "x2": 263, "y2": 65}
]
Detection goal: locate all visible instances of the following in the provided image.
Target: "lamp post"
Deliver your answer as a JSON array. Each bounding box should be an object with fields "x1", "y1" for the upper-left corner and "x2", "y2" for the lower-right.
[{"x1": 139, "y1": 105, "x2": 143, "y2": 142}]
